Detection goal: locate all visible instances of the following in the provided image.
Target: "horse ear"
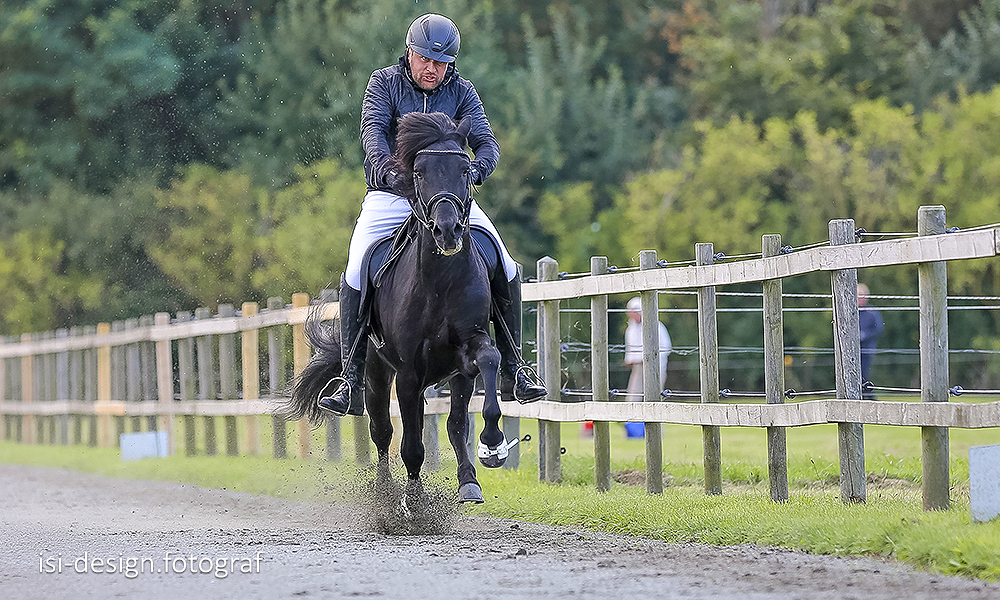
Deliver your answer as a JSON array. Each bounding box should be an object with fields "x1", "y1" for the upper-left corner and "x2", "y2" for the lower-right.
[{"x1": 456, "y1": 117, "x2": 472, "y2": 144}]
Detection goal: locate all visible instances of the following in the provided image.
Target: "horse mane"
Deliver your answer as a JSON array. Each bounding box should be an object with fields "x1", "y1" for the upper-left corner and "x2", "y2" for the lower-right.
[{"x1": 392, "y1": 113, "x2": 469, "y2": 193}]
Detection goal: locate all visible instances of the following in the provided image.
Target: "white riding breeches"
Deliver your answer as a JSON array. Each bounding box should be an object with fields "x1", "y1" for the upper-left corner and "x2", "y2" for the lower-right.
[{"x1": 345, "y1": 190, "x2": 519, "y2": 290}]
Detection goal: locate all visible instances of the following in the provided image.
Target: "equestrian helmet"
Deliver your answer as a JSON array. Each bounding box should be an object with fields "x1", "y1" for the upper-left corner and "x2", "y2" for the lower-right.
[{"x1": 405, "y1": 14, "x2": 460, "y2": 63}]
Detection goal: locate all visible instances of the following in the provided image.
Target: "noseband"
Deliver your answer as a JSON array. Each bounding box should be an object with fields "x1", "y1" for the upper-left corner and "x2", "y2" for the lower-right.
[{"x1": 410, "y1": 148, "x2": 473, "y2": 232}]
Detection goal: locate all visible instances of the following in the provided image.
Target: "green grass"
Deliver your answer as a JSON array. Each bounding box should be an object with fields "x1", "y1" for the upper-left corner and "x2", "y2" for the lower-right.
[{"x1": 2, "y1": 413, "x2": 999, "y2": 581}]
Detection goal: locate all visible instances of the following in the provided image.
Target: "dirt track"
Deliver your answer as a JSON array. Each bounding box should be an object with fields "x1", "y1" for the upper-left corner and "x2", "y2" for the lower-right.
[{"x1": 2, "y1": 464, "x2": 998, "y2": 600}]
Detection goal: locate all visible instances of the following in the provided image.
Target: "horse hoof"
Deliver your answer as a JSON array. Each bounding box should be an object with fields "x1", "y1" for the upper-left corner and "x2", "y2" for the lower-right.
[
  {"x1": 477, "y1": 436, "x2": 519, "y2": 469},
  {"x1": 479, "y1": 453, "x2": 506, "y2": 469},
  {"x1": 458, "y1": 482, "x2": 484, "y2": 504}
]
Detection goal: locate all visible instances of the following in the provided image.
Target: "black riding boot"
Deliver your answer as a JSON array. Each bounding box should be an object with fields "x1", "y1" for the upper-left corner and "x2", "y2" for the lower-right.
[
  {"x1": 317, "y1": 279, "x2": 367, "y2": 417},
  {"x1": 492, "y1": 274, "x2": 547, "y2": 404}
]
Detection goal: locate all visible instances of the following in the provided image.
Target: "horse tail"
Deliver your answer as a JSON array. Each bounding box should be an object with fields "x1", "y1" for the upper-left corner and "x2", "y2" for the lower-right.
[{"x1": 280, "y1": 308, "x2": 342, "y2": 425}]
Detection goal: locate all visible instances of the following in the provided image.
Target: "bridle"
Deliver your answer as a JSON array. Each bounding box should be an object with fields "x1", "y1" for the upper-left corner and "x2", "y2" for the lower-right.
[{"x1": 409, "y1": 148, "x2": 473, "y2": 232}]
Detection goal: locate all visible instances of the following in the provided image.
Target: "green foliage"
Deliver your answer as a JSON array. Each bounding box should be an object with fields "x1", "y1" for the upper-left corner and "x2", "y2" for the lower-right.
[
  {"x1": 3, "y1": 0, "x2": 1000, "y2": 354},
  {"x1": 904, "y1": 0, "x2": 1000, "y2": 111},
  {"x1": 677, "y1": 0, "x2": 917, "y2": 130},
  {"x1": 255, "y1": 159, "x2": 365, "y2": 297},
  {"x1": 615, "y1": 114, "x2": 796, "y2": 263},
  {"x1": 474, "y1": 3, "x2": 684, "y2": 265},
  {"x1": 0, "y1": 229, "x2": 102, "y2": 334},
  {"x1": 0, "y1": 0, "x2": 243, "y2": 193},
  {"x1": 148, "y1": 164, "x2": 267, "y2": 306},
  {"x1": 219, "y1": 0, "x2": 397, "y2": 186}
]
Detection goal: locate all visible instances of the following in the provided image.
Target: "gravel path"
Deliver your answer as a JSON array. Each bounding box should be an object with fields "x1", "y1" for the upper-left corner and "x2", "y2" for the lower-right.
[{"x1": 2, "y1": 464, "x2": 998, "y2": 599}]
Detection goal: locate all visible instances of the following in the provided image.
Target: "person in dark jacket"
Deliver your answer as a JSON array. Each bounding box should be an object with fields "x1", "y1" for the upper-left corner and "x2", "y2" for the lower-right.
[
  {"x1": 319, "y1": 13, "x2": 546, "y2": 416},
  {"x1": 858, "y1": 283, "x2": 884, "y2": 400}
]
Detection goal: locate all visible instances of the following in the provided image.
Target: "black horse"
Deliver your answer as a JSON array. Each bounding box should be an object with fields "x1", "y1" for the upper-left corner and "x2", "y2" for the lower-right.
[{"x1": 286, "y1": 112, "x2": 514, "y2": 504}]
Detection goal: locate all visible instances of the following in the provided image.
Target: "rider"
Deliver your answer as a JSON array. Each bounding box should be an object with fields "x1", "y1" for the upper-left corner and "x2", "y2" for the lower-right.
[{"x1": 319, "y1": 13, "x2": 547, "y2": 416}]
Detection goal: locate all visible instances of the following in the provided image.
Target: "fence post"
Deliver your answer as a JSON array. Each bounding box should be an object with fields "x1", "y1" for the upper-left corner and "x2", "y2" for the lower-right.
[
  {"x1": 537, "y1": 256, "x2": 561, "y2": 483},
  {"x1": 44, "y1": 332, "x2": 57, "y2": 443},
  {"x1": 96, "y1": 324, "x2": 112, "y2": 448},
  {"x1": 176, "y1": 311, "x2": 197, "y2": 455},
  {"x1": 292, "y1": 293, "x2": 313, "y2": 459},
  {"x1": 140, "y1": 314, "x2": 158, "y2": 431},
  {"x1": 111, "y1": 321, "x2": 126, "y2": 444},
  {"x1": 21, "y1": 333, "x2": 35, "y2": 444},
  {"x1": 696, "y1": 244, "x2": 722, "y2": 495},
  {"x1": 639, "y1": 250, "x2": 664, "y2": 494},
  {"x1": 0, "y1": 339, "x2": 4, "y2": 406},
  {"x1": 918, "y1": 206, "x2": 950, "y2": 510},
  {"x1": 591, "y1": 256, "x2": 611, "y2": 492},
  {"x1": 318, "y1": 289, "x2": 341, "y2": 462},
  {"x1": 0, "y1": 339, "x2": 5, "y2": 440},
  {"x1": 830, "y1": 219, "x2": 866, "y2": 504},
  {"x1": 217, "y1": 304, "x2": 239, "y2": 456},
  {"x1": 242, "y1": 302, "x2": 261, "y2": 456},
  {"x1": 195, "y1": 307, "x2": 217, "y2": 455},
  {"x1": 83, "y1": 325, "x2": 98, "y2": 446},
  {"x1": 56, "y1": 328, "x2": 70, "y2": 445},
  {"x1": 125, "y1": 318, "x2": 142, "y2": 432},
  {"x1": 267, "y1": 297, "x2": 288, "y2": 459},
  {"x1": 762, "y1": 234, "x2": 789, "y2": 503},
  {"x1": 69, "y1": 327, "x2": 83, "y2": 444},
  {"x1": 154, "y1": 313, "x2": 174, "y2": 454}
]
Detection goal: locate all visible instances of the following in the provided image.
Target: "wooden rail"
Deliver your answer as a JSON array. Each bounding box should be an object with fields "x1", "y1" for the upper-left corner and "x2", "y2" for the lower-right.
[
  {"x1": 2, "y1": 206, "x2": 999, "y2": 511},
  {"x1": 521, "y1": 227, "x2": 999, "y2": 302}
]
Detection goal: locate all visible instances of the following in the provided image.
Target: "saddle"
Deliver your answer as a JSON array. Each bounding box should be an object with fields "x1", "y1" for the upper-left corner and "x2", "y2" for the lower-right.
[{"x1": 356, "y1": 217, "x2": 500, "y2": 338}]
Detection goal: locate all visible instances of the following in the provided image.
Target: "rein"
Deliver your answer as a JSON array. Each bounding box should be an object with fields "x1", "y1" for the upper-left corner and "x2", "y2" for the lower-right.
[{"x1": 409, "y1": 148, "x2": 473, "y2": 232}]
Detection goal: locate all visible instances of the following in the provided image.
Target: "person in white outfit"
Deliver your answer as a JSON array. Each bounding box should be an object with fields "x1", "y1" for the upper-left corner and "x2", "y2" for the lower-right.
[{"x1": 623, "y1": 296, "x2": 672, "y2": 401}]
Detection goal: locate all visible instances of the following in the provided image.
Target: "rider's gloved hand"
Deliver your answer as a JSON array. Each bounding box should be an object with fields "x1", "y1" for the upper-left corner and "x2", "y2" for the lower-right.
[{"x1": 376, "y1": 161, "x2": 404, "y2": 190}]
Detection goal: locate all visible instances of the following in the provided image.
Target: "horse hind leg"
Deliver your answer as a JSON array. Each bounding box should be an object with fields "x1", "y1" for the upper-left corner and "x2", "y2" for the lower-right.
[{"x1": 365, "y1": 357, "x2": 394, "y2": 485}]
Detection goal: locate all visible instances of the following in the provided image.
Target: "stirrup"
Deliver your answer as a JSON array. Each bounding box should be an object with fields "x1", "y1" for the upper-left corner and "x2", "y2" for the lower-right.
[
  {"x1": 513, "y1": 364, "x2": 546, "y2": 404},
  {"x1": 316, "y1": 376, "x2": 351, "y2": 417}
]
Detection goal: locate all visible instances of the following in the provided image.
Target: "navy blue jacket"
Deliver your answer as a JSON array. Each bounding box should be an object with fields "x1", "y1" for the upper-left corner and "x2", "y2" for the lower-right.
[
  {"x1": 859, "y1": 308, "x2": 883, "y2": 349},
  {"x1": 361, "y1": 56, "x2": 500, "y2": 192}
]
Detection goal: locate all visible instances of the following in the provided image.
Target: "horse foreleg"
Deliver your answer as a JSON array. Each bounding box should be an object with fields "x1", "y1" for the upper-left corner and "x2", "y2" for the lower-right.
[
  {"x1": 471, "y1": 341, "x2": 509, "y2": 469},
  {"x1": 446, "y1": 375, "x2": 483, "y2": 503},
  {"x1": 394, "y1": 370, "x2": 425, "y2": 483}
]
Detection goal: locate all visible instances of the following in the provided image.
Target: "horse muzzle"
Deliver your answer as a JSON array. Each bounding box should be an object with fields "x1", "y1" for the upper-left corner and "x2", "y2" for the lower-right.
[{"x1": 437, "y1": 238, "x2": 463, "y2": 256}]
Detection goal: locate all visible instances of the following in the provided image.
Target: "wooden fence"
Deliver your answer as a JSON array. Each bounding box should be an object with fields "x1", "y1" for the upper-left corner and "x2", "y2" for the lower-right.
[{"x1": 2, "y1": 205, "x2": 999, "y2": 511}]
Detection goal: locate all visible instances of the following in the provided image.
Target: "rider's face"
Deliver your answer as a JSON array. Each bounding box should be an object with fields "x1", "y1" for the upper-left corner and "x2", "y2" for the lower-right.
[{"x1": 407, "y1": 50, "x2": 449, "y2": 91}]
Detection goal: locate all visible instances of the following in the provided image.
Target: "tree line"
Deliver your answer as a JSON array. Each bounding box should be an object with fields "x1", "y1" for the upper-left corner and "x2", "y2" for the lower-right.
[{"x1": 2, "y1": 0, "x2": 1000, "y2": 389}]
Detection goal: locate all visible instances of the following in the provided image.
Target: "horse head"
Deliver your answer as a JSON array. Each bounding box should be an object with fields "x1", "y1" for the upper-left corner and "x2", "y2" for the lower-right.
[{"x1": 394, "y1": 112, "x2": 474, "y2": 256}]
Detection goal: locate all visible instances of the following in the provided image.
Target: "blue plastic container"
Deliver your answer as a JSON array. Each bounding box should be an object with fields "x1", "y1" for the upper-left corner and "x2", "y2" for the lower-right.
[{"x1": 624, "y1": 422, "x2": 645, "y2": 438}]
